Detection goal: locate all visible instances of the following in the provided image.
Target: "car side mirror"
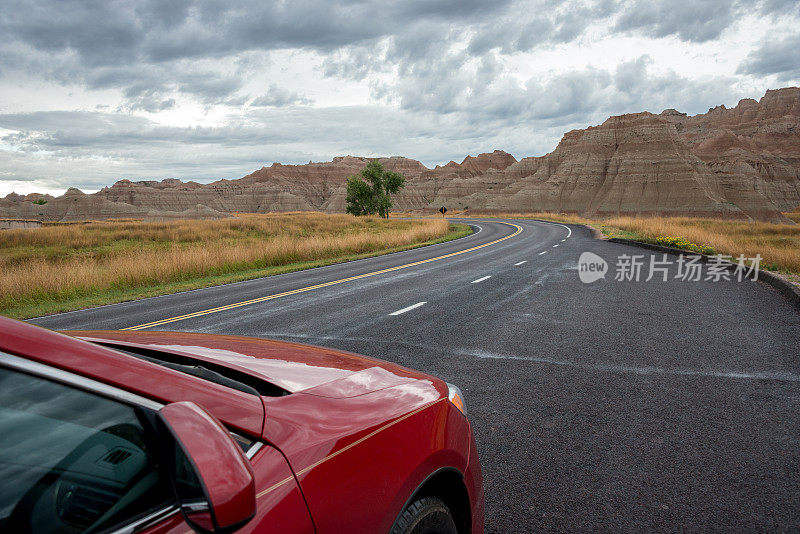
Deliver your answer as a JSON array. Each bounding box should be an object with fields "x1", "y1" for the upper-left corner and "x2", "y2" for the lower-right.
[{"x1": 157, "y1": 401, "x2": 256, "y2": 533}]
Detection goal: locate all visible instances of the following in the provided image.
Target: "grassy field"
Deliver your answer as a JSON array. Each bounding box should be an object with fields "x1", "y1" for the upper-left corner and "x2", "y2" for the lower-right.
[
  {"x1": 0, "y1": 213, "x2": 470, "y2": 319},
  {"x1": 598, "y1": 216, "x2": 800, "y2": 273},
  {"x1": 466, "y1": 211, "x2": 800, "y2": 275}
]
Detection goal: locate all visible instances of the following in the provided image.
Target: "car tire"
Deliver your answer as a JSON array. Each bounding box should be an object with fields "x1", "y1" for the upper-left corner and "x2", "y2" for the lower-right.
[{"x1": 390, "y1": 496, "x2": 458, "y2": 534}]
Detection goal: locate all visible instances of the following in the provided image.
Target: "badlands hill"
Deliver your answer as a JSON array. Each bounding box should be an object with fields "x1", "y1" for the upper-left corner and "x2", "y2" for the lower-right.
[{"x1": 2, "y1": 87, "x2": 799, "y2": 222}]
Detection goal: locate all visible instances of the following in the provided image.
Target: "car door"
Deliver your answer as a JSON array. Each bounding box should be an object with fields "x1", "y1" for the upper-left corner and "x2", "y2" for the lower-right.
[
  {"x1": 0, "y1": 355, "x2": 179, "y2": 533},
  {"x1": 0, "y1": 352, "x2": 314, "y2": 534}
]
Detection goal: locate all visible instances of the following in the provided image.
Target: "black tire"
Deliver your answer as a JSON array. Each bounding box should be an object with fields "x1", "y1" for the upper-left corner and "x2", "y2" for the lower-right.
[{"x1": 390, "y1": 496, "x2": 458, "y2": 534}]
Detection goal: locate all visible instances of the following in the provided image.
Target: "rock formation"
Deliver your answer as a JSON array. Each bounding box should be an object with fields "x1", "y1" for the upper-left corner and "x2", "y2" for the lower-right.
[
  {"x1": 1, "y1": 87, "x2": 798, "y2": 222},
  {"x1": 661, "y1": 87, "x2": 800, "y2": 215},
  {"x1": 427, "y1": 88, "x2": 799, "y2": 222}
]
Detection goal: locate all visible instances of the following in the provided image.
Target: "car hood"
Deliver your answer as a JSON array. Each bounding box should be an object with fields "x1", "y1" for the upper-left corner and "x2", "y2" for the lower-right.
[{"x1": 66, "y1": 330, "x2": 425, "y2": 398}]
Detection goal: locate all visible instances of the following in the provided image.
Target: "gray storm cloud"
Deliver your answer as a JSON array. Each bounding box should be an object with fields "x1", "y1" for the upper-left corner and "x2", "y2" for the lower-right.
[{"x1": 0, "y1": 0, "x2": 796, "y2": 194}]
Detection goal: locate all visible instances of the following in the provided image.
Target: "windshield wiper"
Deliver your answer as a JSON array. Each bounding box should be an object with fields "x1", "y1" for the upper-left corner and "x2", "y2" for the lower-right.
[
  {"x1": 93, "y1": 342, "x2": 288, "y2": 397},
  {"x1": 130, "y1": 352, "x2": 260, "y2": 395}
]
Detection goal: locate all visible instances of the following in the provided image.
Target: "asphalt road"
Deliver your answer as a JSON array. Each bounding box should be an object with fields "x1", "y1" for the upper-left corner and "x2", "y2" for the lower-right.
[{"x1": 32, "y1": 218, "x2": 800, "y2": 532}]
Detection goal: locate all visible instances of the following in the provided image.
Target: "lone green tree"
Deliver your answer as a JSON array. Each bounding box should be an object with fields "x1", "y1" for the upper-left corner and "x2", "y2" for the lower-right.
[{"x1": 345, "y1": 161, "x2": 406, "y2": 218}]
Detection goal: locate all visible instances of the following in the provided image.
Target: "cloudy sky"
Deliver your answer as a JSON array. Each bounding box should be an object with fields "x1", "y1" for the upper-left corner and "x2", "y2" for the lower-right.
[{"x1": 1, "y1": 0, "x2": 798, "y2": 196}]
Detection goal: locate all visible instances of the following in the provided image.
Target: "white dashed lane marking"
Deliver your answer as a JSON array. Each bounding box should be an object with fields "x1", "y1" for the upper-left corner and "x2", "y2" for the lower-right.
[{"x1": 389, "y1": 302, "x2": 427, "y2": 316}]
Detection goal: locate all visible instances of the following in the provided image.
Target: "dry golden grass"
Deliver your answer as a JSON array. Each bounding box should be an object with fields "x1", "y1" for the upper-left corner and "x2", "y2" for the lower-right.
[
  {"x1": 0, "y1": 213, "x2": 397, "y2": 250},
  {"x1": 393, "y1": 210, "x2": 590, "y2": 223},
  {"x1": 598, "y1": 216, "x2": 800, "y2": 273},
  {"x1": 0, "y1": 212, "x2": 452, "y2": 314},
  {"x1": 469, "y1": 211, "x2": 593, "y2": 225}
]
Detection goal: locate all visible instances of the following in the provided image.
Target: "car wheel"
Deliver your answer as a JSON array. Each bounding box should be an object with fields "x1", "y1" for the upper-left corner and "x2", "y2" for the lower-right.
[{"x1": 390, "y1": 496, "x2": 458, "y2": 534}]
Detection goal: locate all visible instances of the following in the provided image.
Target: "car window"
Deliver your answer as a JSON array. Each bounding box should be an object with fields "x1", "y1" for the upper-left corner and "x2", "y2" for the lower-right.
[{"x1": 0, "y1": 366, "x2": 175, "y2": 533}]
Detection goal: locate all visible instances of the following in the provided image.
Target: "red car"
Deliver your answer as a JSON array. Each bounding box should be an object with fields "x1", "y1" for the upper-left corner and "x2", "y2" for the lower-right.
[{"x1": 0, "y1": 317, "x2": 483, "y2": 534}]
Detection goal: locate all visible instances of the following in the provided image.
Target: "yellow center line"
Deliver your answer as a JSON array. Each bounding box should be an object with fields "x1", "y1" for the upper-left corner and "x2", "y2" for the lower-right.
[{"x1": 122, "y1": 221, "x2": 523, "y2": 331}]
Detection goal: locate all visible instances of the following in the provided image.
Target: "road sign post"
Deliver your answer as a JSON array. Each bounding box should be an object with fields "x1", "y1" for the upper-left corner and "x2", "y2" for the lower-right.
[{"x1": 439, "y1": 206, "x2": 447, "y2": 218}]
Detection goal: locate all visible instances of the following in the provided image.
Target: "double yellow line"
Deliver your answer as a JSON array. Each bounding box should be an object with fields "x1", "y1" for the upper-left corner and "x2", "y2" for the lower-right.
[{"x1": 122, "y1": 221, "x2": 523, "y2": 331}]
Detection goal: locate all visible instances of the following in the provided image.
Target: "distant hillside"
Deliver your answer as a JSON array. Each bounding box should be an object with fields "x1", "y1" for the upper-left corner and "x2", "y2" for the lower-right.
[{"x1": 2, "y1": 87, "x2": 798, "y2": 222}]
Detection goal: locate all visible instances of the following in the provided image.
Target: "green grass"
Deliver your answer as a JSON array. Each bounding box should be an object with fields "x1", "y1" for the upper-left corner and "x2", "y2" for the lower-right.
[{"x1": 4, "y1": 223, "x2": 472, "y2": 320}]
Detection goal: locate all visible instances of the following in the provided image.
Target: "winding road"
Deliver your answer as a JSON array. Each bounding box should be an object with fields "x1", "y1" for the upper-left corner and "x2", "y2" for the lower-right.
[{"x1": 32, "y1": 218, "x2": 800, "y2": 532}]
